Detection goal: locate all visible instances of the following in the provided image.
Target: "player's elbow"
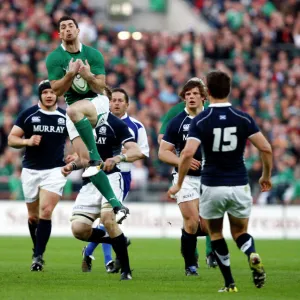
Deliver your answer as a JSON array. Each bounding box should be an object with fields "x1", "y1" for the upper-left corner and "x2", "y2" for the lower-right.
[
  {"x1": 157, "y1": 134, "x2": 163, "y2": 145},
  {"x1": 260, "y1": 143, "x2": 272, "y2": 155},
  {"x1": 52, "y1": 87, "x2": 63, "y2": 97},
  {"x1": 50, "y1": 82, "x2": 63, "y2": 97},
  {"x1": 158, "y1": 149, "x2": 165, "y2": 162},
  {"x1": 7, "y1": 135, "x2": 12, "y2": 147},
  {"x1": 7, "y1": 135, "x2": 15, "y2": 148},
  {"x1": 181, "y1": 148, "x2": 194, "y2": 159}
]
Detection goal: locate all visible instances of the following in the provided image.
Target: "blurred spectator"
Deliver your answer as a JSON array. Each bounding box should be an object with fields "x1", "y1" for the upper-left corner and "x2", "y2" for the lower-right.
[
  {"x1": 0, "y1": 0, "x2": 299, "y2": 203},
  {"x1": 8, "y1": 165, "x2": 24, "y2": 201}
]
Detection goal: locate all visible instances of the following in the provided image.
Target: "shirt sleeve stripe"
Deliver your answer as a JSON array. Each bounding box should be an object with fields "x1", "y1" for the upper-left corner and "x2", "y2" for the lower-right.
[
  {"x1": 161, "y1": 139, "x2": 175, "y2": 146},
  {"x1": 187, "y1": 137, "x2": 201, "y2": 143},
  {"x1": 122, "y1": 137, "x2": 135, "y2": 144}
]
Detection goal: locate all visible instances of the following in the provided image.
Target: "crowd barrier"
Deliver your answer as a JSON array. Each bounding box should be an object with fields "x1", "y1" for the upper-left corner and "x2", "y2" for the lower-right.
[{"x1": 1, "y1": 201, "x2": 300, "y2": 239}]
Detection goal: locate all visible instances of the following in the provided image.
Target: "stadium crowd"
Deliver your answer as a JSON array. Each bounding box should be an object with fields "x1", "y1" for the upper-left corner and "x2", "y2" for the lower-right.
[{"x1": 0, "y1": 0, "x2": 299, "y2": 203}]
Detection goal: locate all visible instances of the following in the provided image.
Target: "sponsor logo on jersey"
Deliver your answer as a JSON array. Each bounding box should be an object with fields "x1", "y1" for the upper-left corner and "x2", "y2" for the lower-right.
[
  {"x1": 58, "y1": 117, "x2": 65, "y2": 125},
  {"x1": 97, "y1": 113, "x2": 107, "y2": 126},
  {"x1": 33, "y1": 125, "x2": 65, "y2": 133},
  {"x1": 99, "y1": 126, "x2": 106, "y2": 135},
  {"x1": 219, "y1": 115, "x2": 226, "y2": 120},
  {"x1": 183, "y1": 124, "x2": 190, "y2": 131},
  {"x1": 32, "y1": 116, "x2": 41, "y2": 123},
  {"x1": 96, "y1": 137, "x2": 107, "y2": 144}
]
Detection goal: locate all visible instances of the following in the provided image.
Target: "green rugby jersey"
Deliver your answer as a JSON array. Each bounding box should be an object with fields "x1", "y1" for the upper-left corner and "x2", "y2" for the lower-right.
[
  {"x1": 46, "y1": 43, "x2": 105, "y2": 105},
  {"x1": 159, "y1": 101, "x2": 209, "y2": 134},
  {"x1": 159, "y1": 102, "x2": 185, "y2": 135}
]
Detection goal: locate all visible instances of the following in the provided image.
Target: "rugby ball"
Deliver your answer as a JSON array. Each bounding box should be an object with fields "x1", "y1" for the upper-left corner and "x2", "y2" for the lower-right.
[{"x1": 72, "y1": 74, "x2": 90, "y2": 94}]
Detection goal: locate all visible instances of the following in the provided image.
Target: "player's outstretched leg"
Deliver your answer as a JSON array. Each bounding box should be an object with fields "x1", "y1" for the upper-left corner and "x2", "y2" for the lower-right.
[
  {"x1": 181, "y1": 229, "x2": 198, "y2": 276},
  {"x1": 211, "y1": 238, "x2": 238, "y2": 292},
  {"x1": 28, "y1": 217, "x2": 38, "y2": 258},
  {"x1": 82, "y1": 245, "x2": 95, "y2": 272},
  {"x1": 74, "y1": 225, "x2": 113, "y2": 272},
  {"x1": 31, "y1": 219, "x2": 51, "y2": 271},
  {"x1": 84, "y1": 224, "x2": 114, "y2": 273},
  {"x1": 67, "y1": 104, "x2": 124, "y2": 210},
  {"x1": 195, "y1": 222, "x2": 217, "y2": 268},
  {"x1": 111, "y1": 233, "x2": 132, "y2": 280},
  {"x1": 236, "y1": 233, "x2": 266, "y2": 288}
]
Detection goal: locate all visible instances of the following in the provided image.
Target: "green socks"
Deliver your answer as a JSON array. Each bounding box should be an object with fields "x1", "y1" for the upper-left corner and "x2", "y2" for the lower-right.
[
  {"x1": 206, "y1": 235, "x2": 213, "y2": 256},
  {"x1": 74, "y1": 117, "x2": 121, "y2": 209},
  {"x1": 90, "y1": 171, "x2": 121, "y2": 208},
  {"x1": 74, "y1": 117, "x2": 100, "y2": 161}
]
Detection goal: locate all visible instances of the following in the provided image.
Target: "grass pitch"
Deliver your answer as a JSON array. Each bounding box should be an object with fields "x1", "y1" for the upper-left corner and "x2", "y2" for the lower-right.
[{"x1": 0, "y1": 238, "x2": 299, "y2": 300}]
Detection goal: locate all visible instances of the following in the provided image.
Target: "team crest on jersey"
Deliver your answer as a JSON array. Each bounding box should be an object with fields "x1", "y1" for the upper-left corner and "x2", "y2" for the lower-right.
[
  {"x1": 32, "y1": 116, "x2": 41, "y2": 123},
  {"x1": 219, "y1": 115, "x2": 227, "y2": 120},
  {"x1": 99, "y1": 126, "x2": 107, "y2": 135},
  {"x1": 183, "y1": 124, "x2": 190, "y2": 131},
  {"x1": 57, "y1": 117, "x2": 65, "y2": 125}
]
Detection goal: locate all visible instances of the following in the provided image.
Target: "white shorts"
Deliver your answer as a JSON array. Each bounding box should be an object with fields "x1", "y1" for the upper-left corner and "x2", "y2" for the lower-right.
[
  {"x1": 200, "y1": 184, "x2": 253, "y2": 219},
  {"x1": 21, "y1": 167, "x2": 67, "y2": 203},
  {"x1": 72, "y1": 172, "x2": 124, "y2": 215},
  {"x1": 173, "y1": 173, "x2": 200, "y2": 204},
  {"x1": 66, "y1": 94, "x2": 110, "y2": 141}
]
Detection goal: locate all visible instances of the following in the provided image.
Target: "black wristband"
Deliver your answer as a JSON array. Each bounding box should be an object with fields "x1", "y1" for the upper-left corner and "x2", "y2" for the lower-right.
[{"x1": 70, "y1": 161, "x2": 78, "y2": 170}]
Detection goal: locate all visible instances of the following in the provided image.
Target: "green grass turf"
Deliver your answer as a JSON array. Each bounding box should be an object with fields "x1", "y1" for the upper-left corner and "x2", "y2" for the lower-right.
[{"x1": 0, "y1": 238, "x2": 299, "y2": 300}]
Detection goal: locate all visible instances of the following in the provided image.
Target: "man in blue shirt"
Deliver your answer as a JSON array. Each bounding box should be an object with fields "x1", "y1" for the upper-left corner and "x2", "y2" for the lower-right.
[
  {"x1": 8, "y1": 80, "x2": 68, "y2": 271},
  {"x1": 168, "y1": 70, "x2": 272, "y2": 292},
  {"x1": 159, "y1": 79, "x2": 215, "y2": 276}
]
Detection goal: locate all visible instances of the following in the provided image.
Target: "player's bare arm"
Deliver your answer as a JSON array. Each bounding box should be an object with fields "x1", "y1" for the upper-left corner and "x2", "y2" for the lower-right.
[
  {"x1": 78, "y1": 59, "x2": 105, "y2": 94},
  {"x1": 159, "y1": 140, "x2": 200, "y2": 170},
  {"x1": 157, "y1": 134, "x2": 163, "y2": 145},
  {"x1": 50, "y1": 58, "x2": 82, "y2": 96},
  {"x1": 8, "y1": 126, "x2": 42, "y2": 148},
  {"x1": 248, "y1": 132, "x2": 273, "y2": 192},
  {"x1": 158, "y1": 140, "x2": 180, "y2": 167},
  {"x1": 61, "y1": 155, "x2": 83, "y2": 177},
  {"x1": 103, "y1": 141, "x2": 142, "y2": 172},
  {"x1": 168, "y1": 138, "x2": 200, "y2": 197}
]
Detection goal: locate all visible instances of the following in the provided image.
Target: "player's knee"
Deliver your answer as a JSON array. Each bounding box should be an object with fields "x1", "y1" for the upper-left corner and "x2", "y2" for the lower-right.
[
  {"x1": 210, "y1": 232, "x2": 223, "y2": 240},
  {"x1": 28, "y1": 215, "x2": 39, "y2": 224},
  {"x1": 66, "y1": 106, "x2": 80, "y2": 122},
  {"x1": 183, "y1": 216, "x2": 199, "y2": 234},
  {"x1": 39, "y1": 206, "x2": 53, "y2": 220},
  {"x1": 101, "y1": 211, "x2": 121, "y2": 236},
  {"x1": 101, "y1": 217, "x2": 116, "y2": 232},
  {"x1": 71, "y1": 221, "x2": 90, "y2": 241},
  {"x1": 231, "y1": 229, "x2": 247, "y2": 241}
]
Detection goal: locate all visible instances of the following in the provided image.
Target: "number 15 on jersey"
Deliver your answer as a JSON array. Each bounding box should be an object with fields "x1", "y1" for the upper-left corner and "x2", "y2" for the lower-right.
[{"x1": 213, "y1": 127, "x2": 237, "y2": 152}]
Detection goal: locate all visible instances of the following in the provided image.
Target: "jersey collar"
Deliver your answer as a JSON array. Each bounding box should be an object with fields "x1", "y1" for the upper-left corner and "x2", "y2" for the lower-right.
[
  {"x1": 38, "y1": 102, "x2": 58, "y2": 113},
  {"x1": 121, "y1": 113, "x2": 128, "y2": 120},
  {"x1": 209, "y1": 103, "x2": 232, "y2": 107},
  {"x1": 184, "y1": 107, "x2": 204, "y2": 118},
  {"x1": 60, "y1": 42, "x2": 83, "y2": 52}
]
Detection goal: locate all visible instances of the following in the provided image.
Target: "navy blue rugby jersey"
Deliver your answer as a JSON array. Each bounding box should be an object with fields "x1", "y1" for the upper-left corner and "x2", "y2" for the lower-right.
[
  {"x1": 15, "y1": 104, "x2": 68, "y2": 170},
  {"x1": 83, "y1": 113, "x2": 135, "y2": 185},
  {"x1": 162, "y1": 109, "x2": 202, "y2": 177},
  {"x1": 188, "y1": 103, "x2": 259, "y2": 186}
]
